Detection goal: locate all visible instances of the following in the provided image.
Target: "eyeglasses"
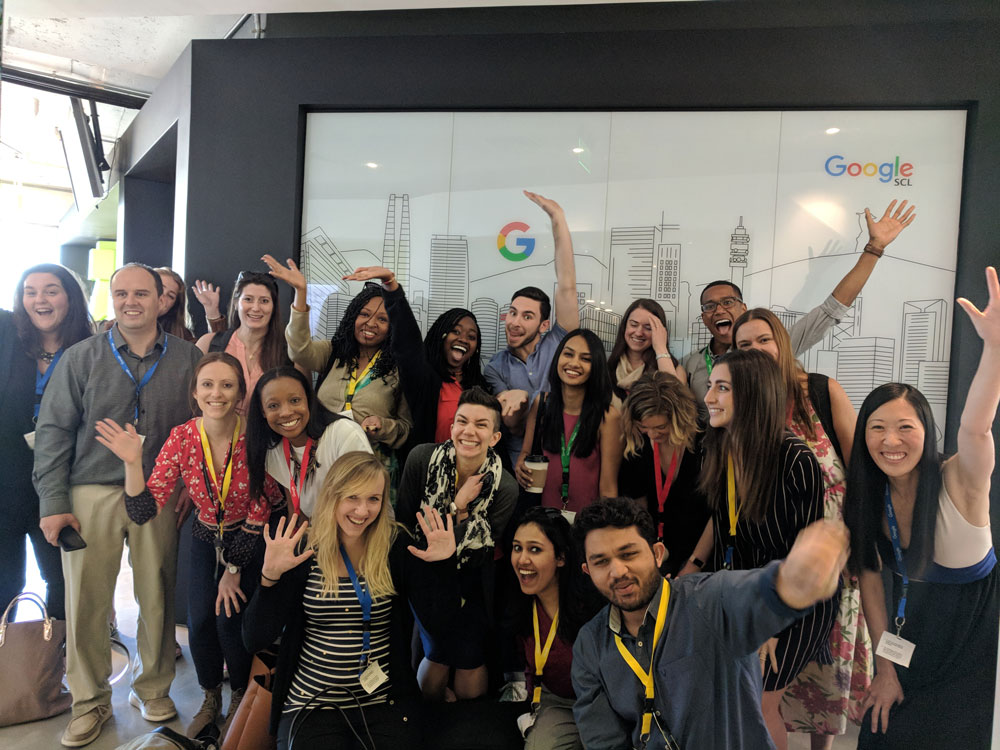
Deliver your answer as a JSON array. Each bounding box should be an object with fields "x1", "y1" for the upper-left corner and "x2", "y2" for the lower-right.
[
  {"x1": 235, "y1": 271, "x2": 274, "y2": 286},
  {"x1": 700, "y1": 296, "x2": 742, "y2": 314}
]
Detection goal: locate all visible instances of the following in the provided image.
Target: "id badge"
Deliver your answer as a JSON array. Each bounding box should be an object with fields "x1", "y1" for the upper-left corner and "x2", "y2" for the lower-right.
[
  {"x1": 516, "y1": 711, "x2": 536, "y2": 738},
  {"x1": 23, "y1": 431, "x2": 35, "y2": 450},
  {"x1": 875, "y1": 631, "x2": 915, "y2": 668},
  {"x1": 359, "y1": 661, "x2": 388, "y2": 694},
  {"x1": 560, "y1": 510, "x2": 576, "y2": 524}
]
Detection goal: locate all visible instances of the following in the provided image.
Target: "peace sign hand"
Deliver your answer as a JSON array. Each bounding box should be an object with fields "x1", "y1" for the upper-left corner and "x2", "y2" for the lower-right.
[
  {"x1": 261, "y1": 513, "x2": 314, "y2": 583},
  {"x1": 408, "y1": 506, "x2": 456, "y2": 562}
]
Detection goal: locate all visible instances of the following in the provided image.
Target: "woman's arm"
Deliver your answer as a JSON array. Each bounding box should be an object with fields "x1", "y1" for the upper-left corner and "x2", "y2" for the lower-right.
[
  {"x1": 598, "y1": 406, "x2": 622, "y2": 498},
  {"x1": 514, "y1": 395, "x2": 541, "y2": 488},
  {"x1": 195, "y1": 331, "x2": 213, "y2": 355},
  {"x1": 950, "y1": 267, "x2": 1000, "y2": 522},
  {"x1": 828, "y1": 377, "x2": 856, "y2": 468},
  {"x1": 261, "y1": 254, "x2": 331, "y2": 372},
  {"x1": 94, "y1": 419, "x2": 182, "y2": 523},
  {"x1": 677, "y1": 518, "x2": 714, "y2": 576},
  {"x1": 859, "y1": 568, "x2": 904, "y2": 734}
]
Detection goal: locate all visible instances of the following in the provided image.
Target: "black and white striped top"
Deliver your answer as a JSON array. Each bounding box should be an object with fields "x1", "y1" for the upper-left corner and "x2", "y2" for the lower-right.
[{"x1": 283, "y1": 561, "x2": 393, "y2": 711}]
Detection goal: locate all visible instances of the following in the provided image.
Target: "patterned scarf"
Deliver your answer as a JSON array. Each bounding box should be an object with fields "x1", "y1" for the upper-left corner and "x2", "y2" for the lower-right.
[{"x1": 417, "y1": 440, "x2": 503, "y2": 567}]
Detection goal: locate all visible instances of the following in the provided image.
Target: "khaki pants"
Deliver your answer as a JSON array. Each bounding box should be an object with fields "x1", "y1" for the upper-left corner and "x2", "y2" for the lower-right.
[
  {"x1": 61, "y1": 484, "x2": 178, "y2": 716},
  {"x1": 525, "y1": 686, "x2": 582, "y2": 750}
]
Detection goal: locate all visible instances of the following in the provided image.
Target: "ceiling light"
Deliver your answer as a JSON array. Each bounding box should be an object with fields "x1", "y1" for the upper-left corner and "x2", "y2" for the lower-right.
[
  {"x1": 825, "y1": 127, "x2": 840, "y2": 135},
  {"x1": 585, "y1": 299, "x2": 595, "y2": 303},
  {"x1": 365, "y1": 162, "x2": 379, "y2": 168},
  {"x1": 572, "y1": 147, "x2": 584, "y2": 154}
]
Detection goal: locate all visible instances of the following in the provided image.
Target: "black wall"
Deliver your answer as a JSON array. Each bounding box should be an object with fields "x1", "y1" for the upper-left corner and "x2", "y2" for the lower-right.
[{"x1": 119, "y1": 0, "x2": 1000, "y2": 483}]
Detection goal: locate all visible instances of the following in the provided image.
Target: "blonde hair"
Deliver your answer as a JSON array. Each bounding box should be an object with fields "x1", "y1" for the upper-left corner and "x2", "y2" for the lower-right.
[
  {"x1": 621, "y1": 372, "x2": 699, "y2": 458},
  {"x1": 307, "y1": 451, "x2": 397, "y2": 599}
]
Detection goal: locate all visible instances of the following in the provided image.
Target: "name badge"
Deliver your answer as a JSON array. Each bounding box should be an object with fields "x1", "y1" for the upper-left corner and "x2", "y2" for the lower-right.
[
  {"x1": 560, "y1": 510, "x2": 576, "y2": 524},
  {"x1": 516, "y1": 711, "x2": 536, "y2": 738},
  {"x1": 359, "y1": 660, "x2": 388, "y2": 694},
  {"x1": 23, "y1": 431, "x2": 35, "y2": 450},
  {"x1": 875, "y1": 631, "x2": 915, "y2": 668}
]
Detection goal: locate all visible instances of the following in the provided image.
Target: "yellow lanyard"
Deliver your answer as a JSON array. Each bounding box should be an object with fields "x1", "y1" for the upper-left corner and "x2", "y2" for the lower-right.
[
  {"x1": 613, "y1": 579, "x2": 670, "y2": 744},
  {"x1": 198, "y1": 417, "x2": 240, "y2": 538},
  {"x1": 727, "y1": 454, "x2": 740, "y2": 537},
  {"x1": 531, "y1": 601, "x2": 559, "y2": 708},
  {"x1": 344, "y1": 350, "x2": 381, "y2": 410}
]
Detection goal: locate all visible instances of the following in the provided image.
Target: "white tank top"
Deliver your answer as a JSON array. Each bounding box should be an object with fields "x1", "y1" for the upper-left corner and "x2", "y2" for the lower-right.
[{"x1": 934, "y1": 483, "x2": 993, "y2": 569}]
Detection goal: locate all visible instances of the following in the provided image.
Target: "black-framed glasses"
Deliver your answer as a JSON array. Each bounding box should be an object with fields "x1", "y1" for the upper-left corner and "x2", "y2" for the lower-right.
[
  {"x1": 700, "y1": 296, "x2": 742, "y2": 314},
  {"x1": 235, "y1": 271, "x2": 273, "y2": 285}
]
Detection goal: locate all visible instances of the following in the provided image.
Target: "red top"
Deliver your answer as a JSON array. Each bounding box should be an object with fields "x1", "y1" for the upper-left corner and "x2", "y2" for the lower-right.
[
  {"x1": 435, "y1": 381, "x2": 463, "y2": 443},
  {"x1": 541, "y1": 412, "x2": 601, "y2": 513},
  {"x1": 522, "y1": 601, "x2": 575, "y2": 700},
  {"x1": 147, "y1": 418, "x2": 280, "y2": 530}
]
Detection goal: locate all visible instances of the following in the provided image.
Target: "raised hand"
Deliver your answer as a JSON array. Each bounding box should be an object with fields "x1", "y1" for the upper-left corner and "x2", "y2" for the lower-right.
[
  {"x1": 957, "y1": 266, "x2": 1000, "y2": 348},
  {"x1": 191, "y1": 280, "x2": 222, "y2": 318},
  {"x1": 261, "y1": 254, "x2": 307, "y2": 292},
  {"x1": 524, "y1": 190, "x2": 566, "y2": 222},
  {"x1": 261, "y1": 513, "x2": 314, "y2": 582},
  {"x1": 343, "y1": 266, "x2": 396, "y2": 285},
  {"x1": 408, "y1": 505, "x2": 456, "y2": 561},
  {"x1": 776, "y1": 519, "x2": 849, "y2": 609},
  {"x1": 636, "y1": 309, "x2": 669, "y2": 354},
  {"x1": 95, "y1": 418, "x2": 143, "y2": 466},
  {"x1": 865, "y1": 199, "x2": 916, "y2": 250}
]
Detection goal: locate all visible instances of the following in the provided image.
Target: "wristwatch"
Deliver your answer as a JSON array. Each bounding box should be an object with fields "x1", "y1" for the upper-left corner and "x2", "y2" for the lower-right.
[{"x1": 226, "y1": 563, "x2": 240, "y2": 575}]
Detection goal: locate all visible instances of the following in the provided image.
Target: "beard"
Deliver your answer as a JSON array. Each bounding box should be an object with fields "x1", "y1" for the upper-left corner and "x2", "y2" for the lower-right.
[{"x1": 605, "y1": 566, "x2": 662, "y2": 613}]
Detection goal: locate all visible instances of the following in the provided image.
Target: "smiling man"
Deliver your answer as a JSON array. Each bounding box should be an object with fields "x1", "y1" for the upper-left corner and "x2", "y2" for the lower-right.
[
  {"x1": 571, "y1": 498, "x2": 849, "y2": 750},
  {"x1": 485, "y1": 191, "x2": 580, "y2": 465},
  {"x1": 34, "y1": 262, "x2": 202, "y2": 748},
  {"x1": 683, "y1": 199, "x2": 916, "y2": 404}
]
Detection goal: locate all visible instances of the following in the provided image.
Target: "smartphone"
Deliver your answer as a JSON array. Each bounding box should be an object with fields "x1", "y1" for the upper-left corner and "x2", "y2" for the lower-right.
[{"x1": 58, "y1": 526, "x2": 87, "y2": 552}]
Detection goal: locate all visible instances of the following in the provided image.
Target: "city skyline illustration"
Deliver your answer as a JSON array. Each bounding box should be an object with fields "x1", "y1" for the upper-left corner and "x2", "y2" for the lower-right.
[{"x1": 302, "y1": 193, "x2": 953, "y2": 444}]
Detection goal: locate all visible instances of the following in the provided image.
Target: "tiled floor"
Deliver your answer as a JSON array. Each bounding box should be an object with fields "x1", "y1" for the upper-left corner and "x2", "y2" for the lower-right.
[{"x1": 3, "y1": 542, "x2": 861, "y2": 748}]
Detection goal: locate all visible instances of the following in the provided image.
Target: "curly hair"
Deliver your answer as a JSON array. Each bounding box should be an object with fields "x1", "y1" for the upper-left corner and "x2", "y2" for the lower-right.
[
  {"x1": 323, "y1": 285, "x2": 396, "y2": 383},
  {"x1": 424, "y1": 307, "x2": 487, "y2": 389}
]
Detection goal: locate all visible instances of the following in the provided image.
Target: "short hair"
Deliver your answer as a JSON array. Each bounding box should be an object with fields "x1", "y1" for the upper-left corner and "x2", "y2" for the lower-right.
[
  {"x1": 456, "y1": 385, "x2": 502, "y2": 431},
  {"x1": 111, "y1": 262, "x2": 164, "y2": 297},
  {"x1": 573, "y1": 497, "x2": 657, "y2": 554},
  {"x1": 510, "y1": 286, "x2": 551, "y2": 323},
  {"x1": 699, "y1": 279, "x2": 743, "y2": 305}
]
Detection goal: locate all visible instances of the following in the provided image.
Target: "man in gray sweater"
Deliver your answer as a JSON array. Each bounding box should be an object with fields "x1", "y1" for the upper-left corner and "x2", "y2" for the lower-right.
[
  {"x1": 572, "y1": 498, "x2": 848, "y2": 750},
  {"x1": 34, "y1": 263, "x2": 201, "y2": 748}
]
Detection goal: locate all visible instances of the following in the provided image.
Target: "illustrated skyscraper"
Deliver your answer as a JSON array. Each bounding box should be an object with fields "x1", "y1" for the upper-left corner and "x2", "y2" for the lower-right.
[
  {"x1": 900, "y1": 299, "x2": 947, "y2": 384},
  {"x1": 428, "y1": 234, "x2": 469, "y2": 323},
  {"x1": 729, "y1": 216, "x2": 750, "y2": 289},
  {"x1": 382, "y1": 194, "x2": 411, "y2": 290},
  {"x1": 471, "y1": 297, "x2": 500, "y2": 360},
  {"x1": 317, "y1": 292, "x2": 355, "y2": 340}
]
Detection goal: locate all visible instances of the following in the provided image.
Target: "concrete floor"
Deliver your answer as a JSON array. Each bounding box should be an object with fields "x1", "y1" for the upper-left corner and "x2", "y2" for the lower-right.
[{"x1": 2, "y1": 542, "x2": 861, "y2": 749}]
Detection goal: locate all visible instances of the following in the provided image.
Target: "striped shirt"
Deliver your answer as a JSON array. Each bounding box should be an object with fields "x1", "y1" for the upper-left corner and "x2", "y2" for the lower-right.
[{"x1": 284, "y1": 561, "x2": 393, "y2": 711}]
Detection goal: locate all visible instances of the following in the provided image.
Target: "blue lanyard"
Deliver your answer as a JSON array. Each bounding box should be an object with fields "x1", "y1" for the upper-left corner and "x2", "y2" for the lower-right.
[
  {"x1": 106, "y1": 329, "x2": 167, "y2": 424},
  {"x1": 883, "y1": 485, "x2": 909, "y2": 635},
  {"x1": 339, "y1": 544, "x2": 372, "y2": 674},
  {"x1": 34, "y1": 349, "x2": 64, "y2": 419}
]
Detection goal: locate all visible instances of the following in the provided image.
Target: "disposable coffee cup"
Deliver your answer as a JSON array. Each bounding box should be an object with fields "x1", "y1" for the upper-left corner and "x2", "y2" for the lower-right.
[{"x1": 524, "y1": 455, "x2": 549, "y2": 493}]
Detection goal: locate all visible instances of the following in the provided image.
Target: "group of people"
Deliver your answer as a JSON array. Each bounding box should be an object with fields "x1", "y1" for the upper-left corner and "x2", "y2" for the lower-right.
[{"x1": 1, "y1": 191, "x2": 997, "y2": 750}]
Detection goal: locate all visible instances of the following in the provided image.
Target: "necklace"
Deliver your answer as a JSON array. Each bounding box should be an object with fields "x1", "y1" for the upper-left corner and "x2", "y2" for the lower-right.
[{"x1": 38, "y1": 350, "x2": 57, "y2": 363}]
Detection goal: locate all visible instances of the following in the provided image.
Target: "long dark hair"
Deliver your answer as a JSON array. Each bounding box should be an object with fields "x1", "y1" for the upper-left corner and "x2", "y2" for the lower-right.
[
  {"x1": 606, "y1": 298, "x2": 677, "y2": 380},
  {"x1": 325, "y1": 284, "x2": 396, "y2": 381},
  {"x1": 154, "y1": 267, "x2": 194, "y2": 341},
  {"x1": 539, "y1": 329, "x2": 613, "y2": 459},
  {"x1": 226, "y1": 271, "x2": 287, "y2": 373},
  {"x1": 513, "y1": 506, "x2": 602, "y2": 644},
  {"x1": 13, "y1": 263, "x2": 94, "y2": 355},
  {"x1": 844, "y1": 383, "x2": 942, "y2": 577},
  {"x1": 699, "y1": 348, "x2": 786, "y2": 522},
  {"x1": 424, "y1": 307, "x2": 487, "y2": 389},
  {"x1": 246, "y1": 366, "x2": 340, "y2": 500}
]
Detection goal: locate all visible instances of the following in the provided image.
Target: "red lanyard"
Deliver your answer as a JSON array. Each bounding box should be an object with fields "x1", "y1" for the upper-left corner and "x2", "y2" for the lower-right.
[
  {"x1": 652, "y1": 443, "x2": 680, "y2": 541},
  {"x1": 282, "y1": 437, "x2": 314, "y2": 515}
]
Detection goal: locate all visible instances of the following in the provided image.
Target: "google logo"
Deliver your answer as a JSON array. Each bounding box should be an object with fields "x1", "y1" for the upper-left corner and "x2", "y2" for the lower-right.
[
  {"x1": 497, "y1": 222, "x2": 535, "y2": 262},
  {"x1": 825, "y1": 155, "x2": 914, "y2": 185}
]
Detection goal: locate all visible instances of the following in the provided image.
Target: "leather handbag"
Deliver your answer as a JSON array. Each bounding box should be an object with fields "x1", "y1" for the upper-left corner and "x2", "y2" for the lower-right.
[
  {"x1": 0, "y1": 592, "x2": 72, "y2": 726},
  {"x1": 221, "y1": 652, "x2": 276, "y2": 750}
]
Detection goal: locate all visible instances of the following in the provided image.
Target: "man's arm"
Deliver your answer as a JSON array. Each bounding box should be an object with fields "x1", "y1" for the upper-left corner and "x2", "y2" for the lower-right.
[
  {"x1": 33, "y1": 352, "x2": 86, "y2": 542},
  {"x1": 525, "y1": 190, "x2": 579, "y2": 330},
  {"x1": 789, "y1": 199, "x2": 915, "y2": 355},
  {"x1": 571, "y1": 625, "x2": 632, "y2": 750}
]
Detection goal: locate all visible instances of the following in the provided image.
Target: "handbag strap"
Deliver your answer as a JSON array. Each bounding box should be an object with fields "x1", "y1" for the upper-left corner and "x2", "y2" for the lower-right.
[{"x1": 0, "y1": 592, "x2": 52, "y2": 647}]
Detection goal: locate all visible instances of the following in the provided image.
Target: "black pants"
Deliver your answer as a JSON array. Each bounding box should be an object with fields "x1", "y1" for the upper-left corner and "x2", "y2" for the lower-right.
[
  {"x1": 187, "y1": 533, "x2": 261, "y2": 691},
  {"x1": 277, "y1": 697, "x2": 422, "y2": 750},
  {"x1": 0, "y1": 509, "x2": 65, "y2": 620}
]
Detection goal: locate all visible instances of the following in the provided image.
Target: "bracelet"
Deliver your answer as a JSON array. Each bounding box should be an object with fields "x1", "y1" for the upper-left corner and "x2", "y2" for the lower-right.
[
  {"x1": 688, "y1": 556, "x2": 705, "y2": 569},
  {"x1": 655, "y1": 352, "x2": 671, "y2": 361},
  {"x1": 261, "y1": 572, "x2": 280, "y2": 583},
  {"x1": 207, "y1": 314, "x2": 225, "y2": 322},
  {"x1": 863, "y1": 242, "x2": 884, "y2": 258}
]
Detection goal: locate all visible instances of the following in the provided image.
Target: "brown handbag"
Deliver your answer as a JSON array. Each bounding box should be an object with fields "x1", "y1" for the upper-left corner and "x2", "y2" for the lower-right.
[
  {"x1": 0, "y1": 592, "x2": 72, "y2": 727},
  {"x1": 221, "y1": 652, "x2": 277, "y2": 750}
]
